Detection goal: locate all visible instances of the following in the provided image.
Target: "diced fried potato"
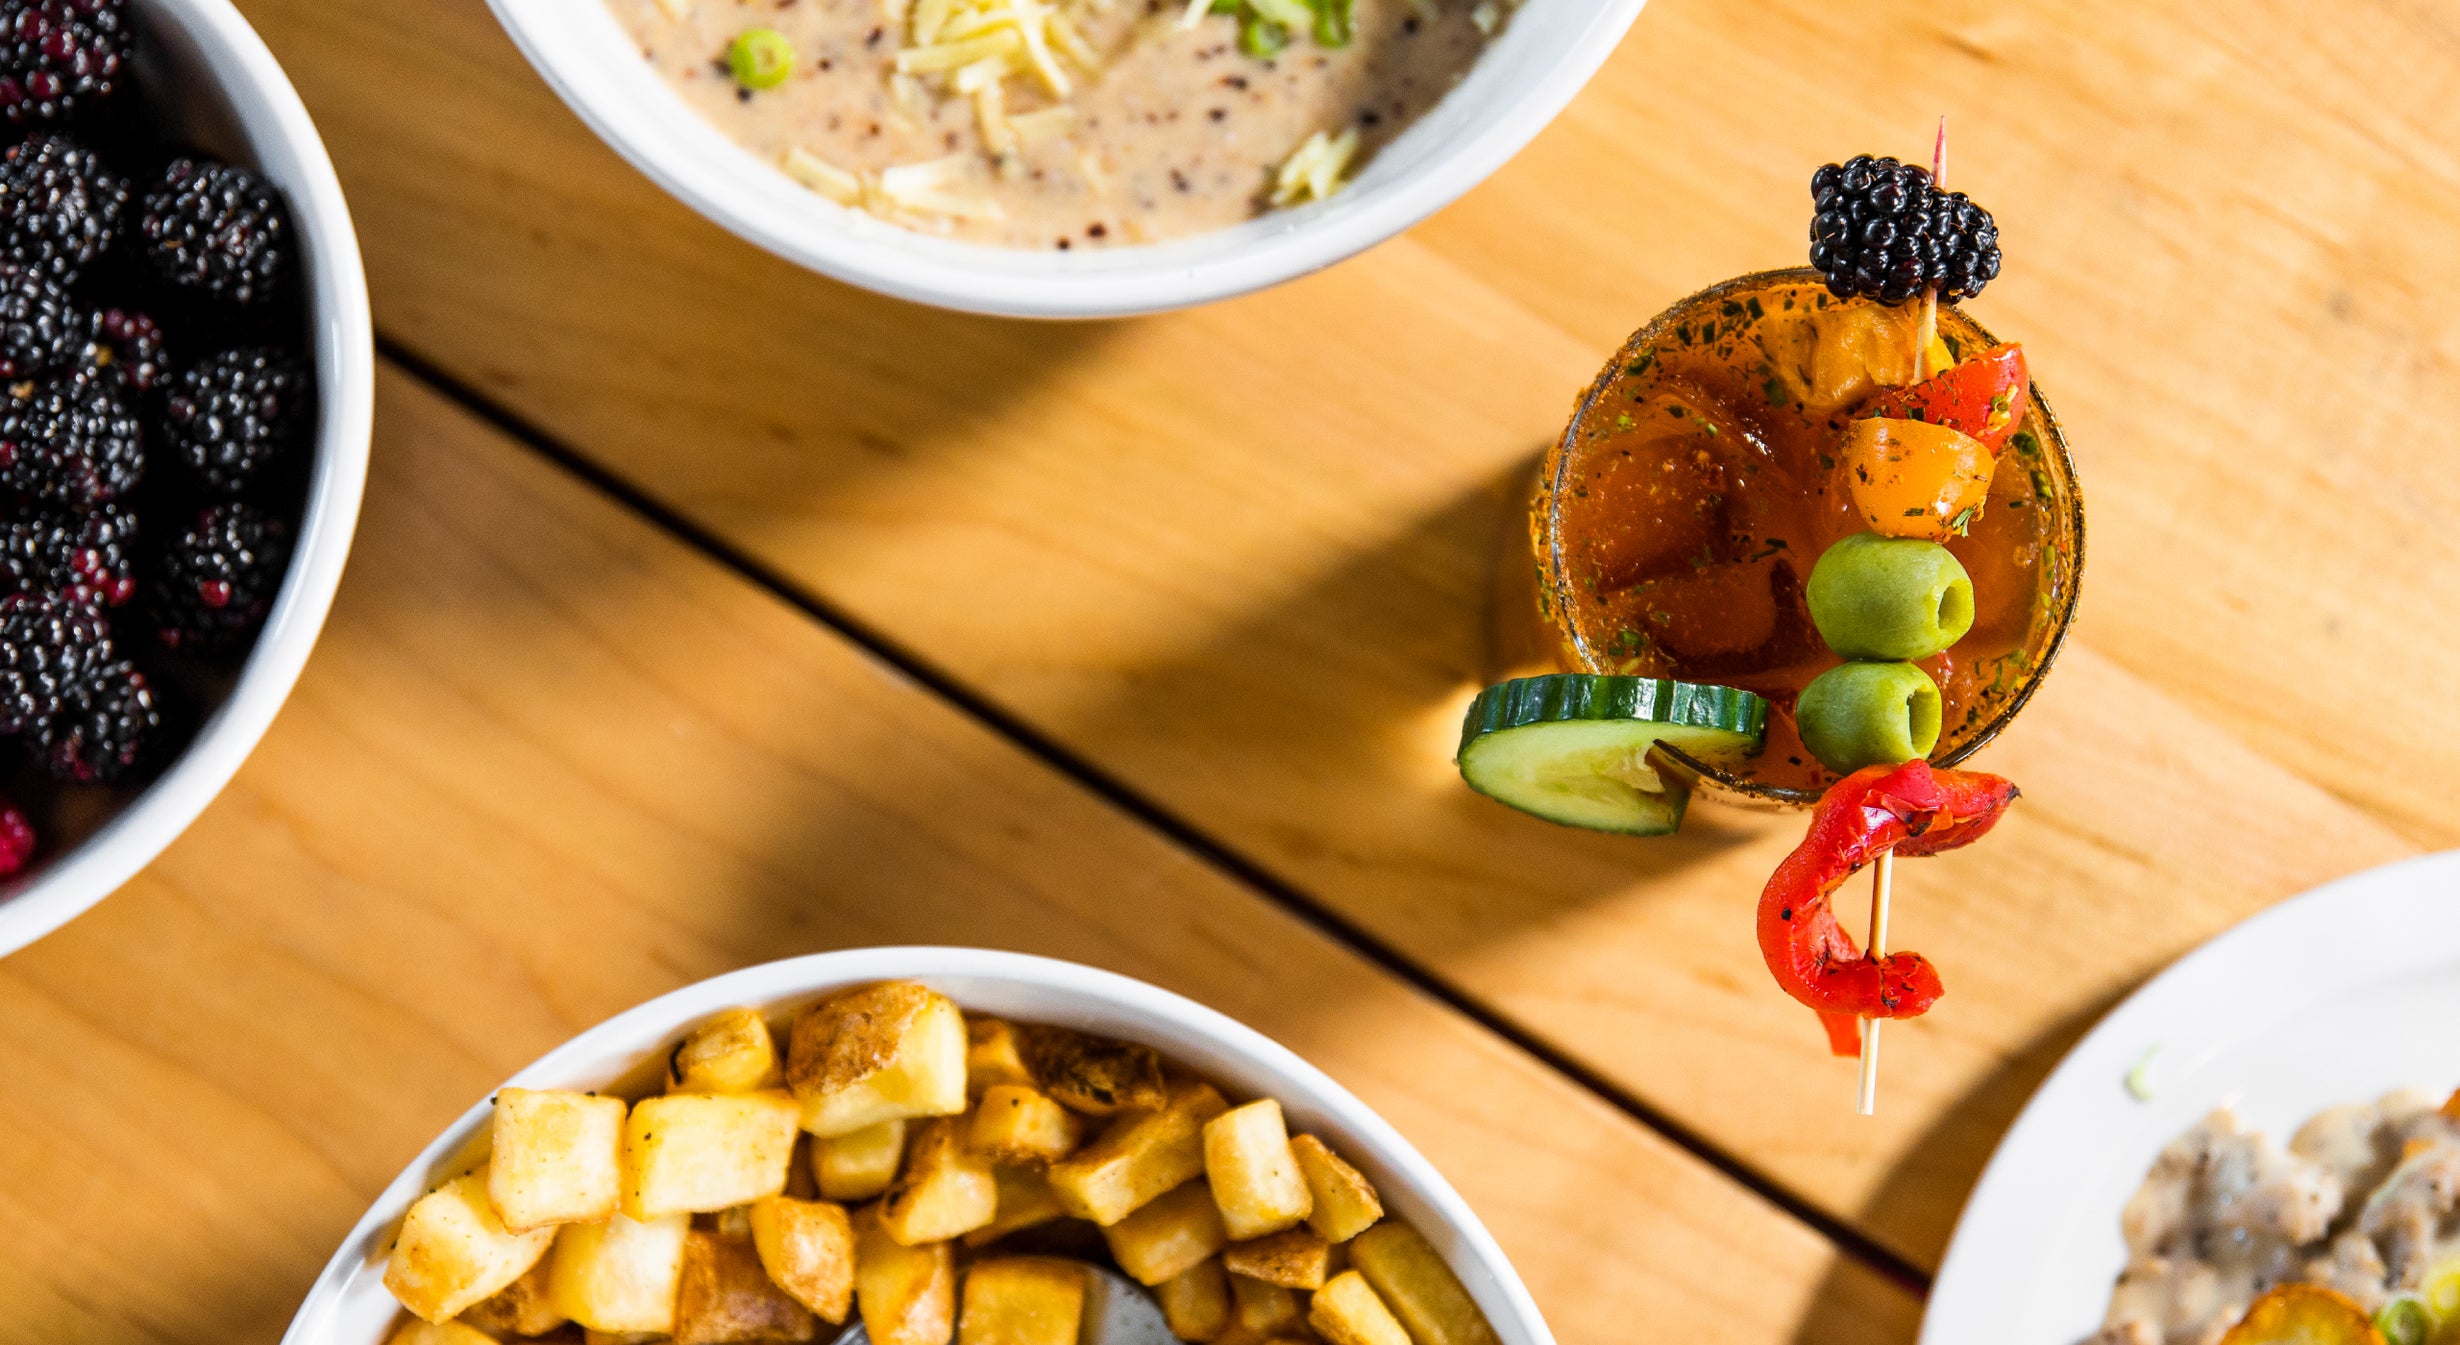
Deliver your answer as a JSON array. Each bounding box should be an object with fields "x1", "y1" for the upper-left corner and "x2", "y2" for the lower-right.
[
  {"x1": 853, "y1": 1205, "x2": 957, "y2": 1345},
  {"x1": 1014, "y1": 1025, "x2": 1166, "y2": 1116},
  {"x1": 957, "y1": 1257, "x2": 1087, "y2": 1345},
  {"x1": 386, "y1": 1317, "x2": 498, "y2": 1345},
  {"x1": 1290, "y1": 1136, "x2": 1381, "y2": 1244},
  {"x1": 1308, "y1": 1271, "x2": 1410, "y2": 1345},
  {"x1": 1102, "y1": 1180, "x2": 1227, "y2": 1285},
  {"x1": 458, "y1": 1256, "x2": 568, "y2": 1337},
  {"x1": 545, "y1": 1212, "x2": 692, "y2": 1334},
  {"x1": 384, "y1": 1169, "x2": 559, "y2": 1323},
  {"x1": 674, "y1": 1230, "x2": 817, "y2": 1345},
  {"x1": 620, "y1": 1091, "x2": 801, "y2": 1220},
  {"x1": 1223, "y1": 1227, "x2": 1330, "y2": 1290},
  {"x1": 964, "y1": 1165, "x2": 1069, "y2": 1247},
  {"x1": 788, "y1": 982, "x2": 969, "y2": 1138},
  {"x1": 1347, "y1": 1224, "x2": 1500, "y2": 1345},
  {"x1": 1228, "y1": 1273, "x2": 1303, "y2": 1336},
  {"x1": 814, "y1": 1118, "x2": 907, "y2": 1201},
  {"x1": 966, "y1": 1019, "x2": 1037, "y2": 1098},
  {"x1": 671, "y1": 1009, "x2": 786, "y2": 1095},
  {"x1": 490, "y1": 1089, "x2": 627, "y2": 1232},
  {"x1": 1156, "y1": 1259, "x2": 1232, "y2": 1342},
  {"x1": 969, "y1": 1086, "x2": 1084, "y2": 1166},
  {"x1": 580, "y1": 1332, "x2": 664, "y2": 1345},
  {"x1": 783, "y1": 1137, "x2": 819, "y2": 1201},
  {"x1": 1046, "y1": 1080, "x2": 1227, "y2": 1226},
  {"x1": 880, "y1": 1116, "x2": 998, "y2": 1245},
  {"x1": 1203, "y1": 1101, "x2": 1312, "y2": 1241},
  {"x1": 748, "y1": 1196, "x2": 856, "y2": 1324}
]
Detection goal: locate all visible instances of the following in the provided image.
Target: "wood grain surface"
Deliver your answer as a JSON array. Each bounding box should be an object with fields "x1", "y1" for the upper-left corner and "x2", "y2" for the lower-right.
[
  {"x1": 212, "y1": 0, "x2": 2460, "y2": 1273},
  {"x1": 0, "y1": 369, "x2": 1916, "y2": 1345}
]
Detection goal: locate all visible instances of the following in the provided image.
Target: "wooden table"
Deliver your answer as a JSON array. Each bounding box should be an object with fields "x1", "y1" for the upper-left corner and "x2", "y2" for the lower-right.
[{"x1": 6, "y1": 0, "x2": 2457, "y2": 1340}]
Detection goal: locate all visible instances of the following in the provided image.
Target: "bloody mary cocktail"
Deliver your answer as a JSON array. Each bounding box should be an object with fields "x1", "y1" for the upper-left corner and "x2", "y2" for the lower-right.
[{"x1": 1524, "y1": 268, "x2": 2083, "y2": 803}]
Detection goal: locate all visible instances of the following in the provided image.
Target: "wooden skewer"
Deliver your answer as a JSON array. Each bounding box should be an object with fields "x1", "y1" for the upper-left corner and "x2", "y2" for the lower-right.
[
  {"x1": 1858, "y1": 115, "x2": 1949, "y2": 1117},
  {"x1": 1856, "y1": 850, "x2": 1895, "y2": 1116}
]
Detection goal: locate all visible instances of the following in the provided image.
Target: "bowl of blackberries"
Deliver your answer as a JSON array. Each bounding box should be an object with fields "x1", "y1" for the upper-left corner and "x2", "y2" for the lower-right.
[{"x1": 0, "y1": 0, "x2": 373, "y2": 957}]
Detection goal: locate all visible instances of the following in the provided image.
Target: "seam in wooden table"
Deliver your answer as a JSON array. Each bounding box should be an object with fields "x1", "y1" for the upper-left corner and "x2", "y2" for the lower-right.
[{"x1": 374, "y1": 335, "x2": 1936, "y2": 1298}]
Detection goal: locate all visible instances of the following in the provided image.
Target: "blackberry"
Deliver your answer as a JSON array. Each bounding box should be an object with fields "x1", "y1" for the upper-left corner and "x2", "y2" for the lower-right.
[
  {"x1": 0, "y1": 366, "x2": 139, "y2": 504},
  {"x1": 1808, "y1": 154, "x2": 2001, "y2": 305},
  {"x1": 33, "y1": 654, "x2": 153, "y2": 781},
  {"x1": 0, "y1": 133, "x2": 124, "y2": 282},
  {"x1": 0, "y1": 798, "x2": 29, "y2": 875},
  {"x1": 151, "y1": 502, "x2": 289, "y2": 652},
  {"x1": 139, "y1": 158, "x2": 291, "y2": 305},
  {"x1": 79, "y1": 306, "x2": 165, "y2": 393},
  {"x1": 0, "y1": 501, "x2": 133, "y2": 605},
  {"x1": 0, "y1": 587, "x2": 107, "y2": 733},
  {"x1": 0, "y1": 258, "x2": 75, "y2": 375},
  {"x1": 163, "y1": 347, "x2": 307, "y2": 493},
  {"x1": 0, "y1": 0, "x2": 130, "y2": 126}
]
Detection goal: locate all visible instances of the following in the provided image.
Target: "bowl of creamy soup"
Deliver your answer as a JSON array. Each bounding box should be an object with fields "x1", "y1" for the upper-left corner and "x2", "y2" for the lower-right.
[{"x1": 486, "y1": 0, "x2": 1644, "y2": 316}]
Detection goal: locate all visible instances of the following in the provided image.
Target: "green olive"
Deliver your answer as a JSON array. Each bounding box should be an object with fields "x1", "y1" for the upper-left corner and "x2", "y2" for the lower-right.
[
  {"x1": 1796, "y1": 661, "x2": 1942, "y2": 775},
  {"x1": 729, "y1": 29, "x2": 796, "y2": 91},
  {"x1": 1805, "y1": 531, "x2": 1975, "y2": 662}
]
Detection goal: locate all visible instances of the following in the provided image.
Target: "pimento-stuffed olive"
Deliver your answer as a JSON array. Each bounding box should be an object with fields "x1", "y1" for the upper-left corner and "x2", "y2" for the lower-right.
[
  {"x1": 1806, "y1": 532, "x2": 1975, "y2": 662},
  {"x1": 1795, "y1": 660, "x2": 1942, "y2": 775}
]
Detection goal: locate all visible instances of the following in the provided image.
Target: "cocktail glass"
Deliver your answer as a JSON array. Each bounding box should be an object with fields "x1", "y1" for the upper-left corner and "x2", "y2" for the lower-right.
[{"x1": 1494, "y1": 267, "x2": 2085, "y2": 806}]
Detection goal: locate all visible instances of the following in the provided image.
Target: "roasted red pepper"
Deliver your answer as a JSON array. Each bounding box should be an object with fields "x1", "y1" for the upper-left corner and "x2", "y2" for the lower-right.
[
  {"x1": 1872, "y1": 343, "x2": 2031, "y2": 454},
  {"x1": 1757, "y1": 760, "x2": 2020, "y2": 1055}
]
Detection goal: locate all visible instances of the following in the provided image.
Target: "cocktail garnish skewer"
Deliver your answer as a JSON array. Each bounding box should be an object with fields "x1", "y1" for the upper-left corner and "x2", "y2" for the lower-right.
[
  {"x1": 1855, "y1": 849, "x2": 1895, "y2": 1115},
  {"x1": 1912, "y1": 115, "x2": 1947, "y2": 381},
  {"x1": 1858, "y1": 114, "x2": 1949, "y2": 1117}
]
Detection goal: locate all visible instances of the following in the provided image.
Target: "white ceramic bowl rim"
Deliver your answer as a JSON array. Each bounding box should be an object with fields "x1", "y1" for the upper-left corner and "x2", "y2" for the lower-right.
[
  {"x1": 280, "y1": 947, "x2": 1558, "y2": 1345},
  {"x1": 487, "y1": 0, "x2": 1645, "y2": 317},
  {"x1": 0, "y1": 0, "x2": 375, "y2": 958}
]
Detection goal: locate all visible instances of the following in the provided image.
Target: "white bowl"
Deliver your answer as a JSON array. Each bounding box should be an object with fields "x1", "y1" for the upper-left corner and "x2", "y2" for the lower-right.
[
  {"x1": 280, "y1": 947, "x2": 1558, "y2": 1345},
  {"x1": 0, "y1": 0, "x2": 375, "y2": 958},
  {"x1": 486, "y1": 0, "x2": 1644, "y2": 317}
]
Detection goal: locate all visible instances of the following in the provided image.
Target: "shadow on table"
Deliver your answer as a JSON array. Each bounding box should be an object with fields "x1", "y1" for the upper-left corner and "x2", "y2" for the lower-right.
[
  {"x1": 1011, "y1": 443, "x2": 1767, "y2": 965},
  {"x1": 1848, "y1": 982, "x2": 2136, "y2": 1298}
]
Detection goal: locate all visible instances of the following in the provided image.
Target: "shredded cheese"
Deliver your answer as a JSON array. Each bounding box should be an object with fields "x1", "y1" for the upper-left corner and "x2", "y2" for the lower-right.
[
  {"x1": 1006, "y1": 106, "x2": 1077, "y2": 145},
  {"x1": 783, "y1": 147, "x2": 865, "y2": 206},
  {"x1": 1076, "y1": 147, "x2": 1112, "y2": 198},
  {"x1": 877, "y1": 155, "x2": 1008, "y2": 220},
  {"x1": 896, "y1": 30, "x2": 1026, "y2": 75},
  {"x1": 1270, "y1": 127, "x2": 1360, "y2": 207}
]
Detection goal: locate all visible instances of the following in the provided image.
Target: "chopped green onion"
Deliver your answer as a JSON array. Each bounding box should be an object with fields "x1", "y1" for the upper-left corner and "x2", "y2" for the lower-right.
[
  {"x1": 2376, "y1": 1296, "x2": 2429, "y2": 1345},
  {"x1": 728, "y1": 29, "x2": 797, "y2": 91},
  {"x1": 1209, "y1": 0, "x2": 1240, "y2": 14},
  {"x1": 1238, "y1": 13, "x2": 1288, "y2": 57},
  {"x1": 2124, "y1": 1046, "x2": 2158, "y2": 1101},
  {"x1": 1308, "y1": 0, "x2": 1353, "y2": 45},
  {"x1": 1246, "y1": 0, "x2": 1313, "y2": 30}
]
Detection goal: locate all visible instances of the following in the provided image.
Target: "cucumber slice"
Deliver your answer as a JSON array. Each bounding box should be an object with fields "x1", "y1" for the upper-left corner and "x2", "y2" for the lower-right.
[{"x1": 1457, "y1": 675, "x2": 1768, "y2": 835}]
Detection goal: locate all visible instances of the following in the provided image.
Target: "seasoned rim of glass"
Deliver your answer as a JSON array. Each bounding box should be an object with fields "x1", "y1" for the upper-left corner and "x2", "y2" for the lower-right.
[{"x1": 1539, "y1": 266, "x2": 2086, "y2": 806}]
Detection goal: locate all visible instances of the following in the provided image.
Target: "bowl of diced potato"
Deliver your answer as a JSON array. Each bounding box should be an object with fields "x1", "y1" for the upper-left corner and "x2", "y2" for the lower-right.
[{"x1": 282, "y1": 946, "x2": 1552, "y2": 1345}]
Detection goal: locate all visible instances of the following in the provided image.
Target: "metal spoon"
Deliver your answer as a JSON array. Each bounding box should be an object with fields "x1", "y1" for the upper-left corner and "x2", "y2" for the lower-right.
[{"x1": 830, "y1": 1263, "x2": 1178, "y2": 1345}]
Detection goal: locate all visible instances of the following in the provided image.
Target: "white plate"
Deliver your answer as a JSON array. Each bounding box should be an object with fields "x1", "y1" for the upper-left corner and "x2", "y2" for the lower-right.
[
  {"x1": 1925, "y1": 851, "x2": 2460, "y2": 1344},
  {"x1": 0, "y1": 0, "x2": 374, "y2": 958},
  {"x1": 485, "y1": 0, "x2": 1645, "y2": 317},
  {"x1": 280, "y1": 947, "x2": 1556, "y2": 1345}
]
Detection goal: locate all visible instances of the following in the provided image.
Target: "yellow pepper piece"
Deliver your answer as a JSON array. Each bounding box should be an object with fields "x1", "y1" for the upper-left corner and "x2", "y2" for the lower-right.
[
  {"x1": 1839, "y1": 416, "x2": 1995, "y2": 542},
  {"x1": 2217, "y1": 1285, "x2": 2385, "y2": 1345}
]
